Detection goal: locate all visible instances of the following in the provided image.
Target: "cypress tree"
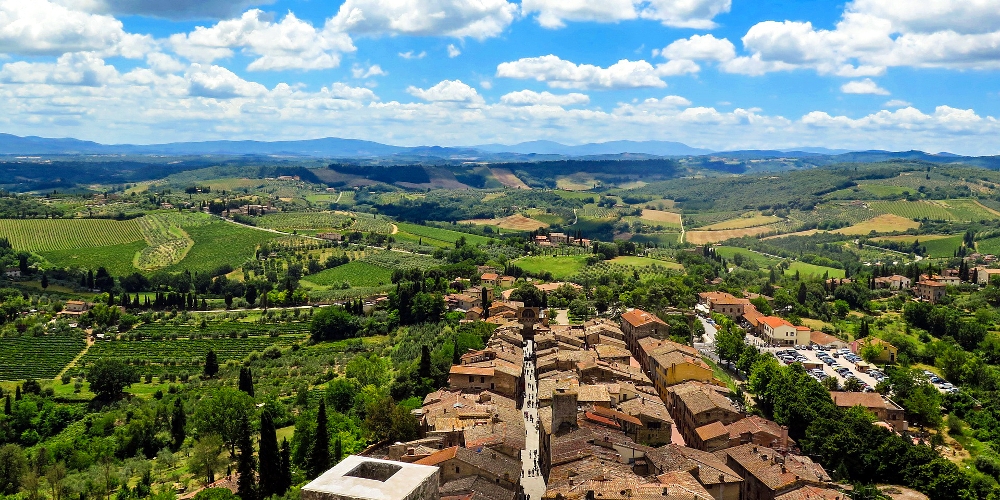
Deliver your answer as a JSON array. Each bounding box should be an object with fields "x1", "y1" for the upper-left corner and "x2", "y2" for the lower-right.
[
  {"x1": 258, "y1": 411, "x2": 280, "y2": 499},
  {"x1": 4, "y1": 395, "x2": 10, "y2": 415},
  {"x1": 204, "y1": 350, "x2": 219, "y2": 378},
  {"x1": 334, "y1": 436, "x2": 343, "y2": 464},
  {"x1": 238, "y1": 368, "x2": 255, "y2": 397},
  {"x1": 15, "y1": 386, "x2": 21, "y2": 401},
  {"x1": 170, "y1": 398, "x2": 186, "y2": 451},
  {"x1": 452, "y1": 340, "x2": 461, "y2": 365},
  {"x1": 306, "y1": 401, "x2": 330, "y2": 479},
  {"x1": 278, "y1": 439, "x2": 292, "y2": 495},
  {"x1": 797, "y1": 282, "x2": 808, "y2": 305},
  {"x1": 418, "y1": 346, "x2": 431, "y2": 378},
  {"x1": 236, "y1": 417, "x2": 257, "y2": 500}
]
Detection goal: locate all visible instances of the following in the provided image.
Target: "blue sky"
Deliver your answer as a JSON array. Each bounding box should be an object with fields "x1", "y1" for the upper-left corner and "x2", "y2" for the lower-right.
[{"x1": 1, "y1": 0, "x2": 999, "y2": 154}]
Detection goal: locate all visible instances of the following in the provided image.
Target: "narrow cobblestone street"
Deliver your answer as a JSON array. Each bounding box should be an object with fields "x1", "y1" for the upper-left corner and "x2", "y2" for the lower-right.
[{"x1": 520, "y1": 339, "x2": 545, "y2": 500}]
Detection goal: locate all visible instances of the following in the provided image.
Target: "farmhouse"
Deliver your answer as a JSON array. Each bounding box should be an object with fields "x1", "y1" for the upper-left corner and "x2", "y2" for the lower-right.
[
  {"x1": 874, "y1": 275, "x2": 911, "y2": 290},
  {"x1": 914, "y1": 280, "x2": 947, "y2": 303},
  {"x1": 849, "y1": 337, "x2": 898, "y2": 364}
]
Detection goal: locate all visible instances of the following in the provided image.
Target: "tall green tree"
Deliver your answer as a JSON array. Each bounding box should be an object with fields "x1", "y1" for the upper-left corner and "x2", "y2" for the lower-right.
[
  {"x1": 236, "y1": 418, "x2": 257, "y2": 500},
  {"x1": 310, "y1": 306, "x2": 358, "y2": 342},
  {"x1": 87, "y1": 359, "x2": 137, "y2": 401},
  {"x1": 239, "y1": 368, "x2": 255, "y2": 397},
  {"x1": 333, "y1": 436, "x2": 343, "y2": 464},
  {"x1": 0, "y1": 444, "x2": 28, "y2": 495},
  {"x1": 306, "y1": 401, "x2": 330, "y2": 479},
  {"x1": 193, "y1": 388, "x2": 256, "y2": 454},
  {"x1": 278, "y1": 439, "x2": 292, "y2": 496},
  {"x1": 418, "y1": 346, "x2": 432, "y2": 379},
  {"x1": 258, "y1": 412, "x2": 280, "y2": 499},
  {"x1": 171, "y1": 398, "x2": 186, "y2": 451},
  {"x1": 204, "y1": 350, "x2": 219, "y2": 378}
]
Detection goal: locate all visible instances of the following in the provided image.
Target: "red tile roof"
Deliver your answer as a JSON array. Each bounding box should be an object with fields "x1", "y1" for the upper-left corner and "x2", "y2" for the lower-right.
[{"x1": 622, "y1": 309, "x2": 666, "y2": 328}]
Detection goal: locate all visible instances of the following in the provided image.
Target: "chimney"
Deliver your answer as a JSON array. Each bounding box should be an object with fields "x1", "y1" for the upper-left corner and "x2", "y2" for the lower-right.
[{"x1": 780, "y1": 425, "x2": 789, "y2": 450}]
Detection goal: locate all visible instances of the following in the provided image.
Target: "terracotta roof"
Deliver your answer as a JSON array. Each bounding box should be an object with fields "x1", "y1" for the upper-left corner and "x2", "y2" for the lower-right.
[
  {"x1": 829, "y1": 392, "x2": 896, "y2": 410},
  {"x1": 675, "y1": 386, "x2": 739, "y2": 418},
  {"x1": 617, "y1": 397, "x2": 673, "y2": 424},
  {"x1": 774, "y1": 485, "x2": 845, "y2": 500},
  {"x1": 481, "y1": 273, "x2": 500, "y2": 281},
  {"x1": 643, "y1": 445, "x2": 742, "y2": 486},
  {"x1": 450, "y1": 366, "x2": 495, "y2": 376},
  {"x1": 809, "y1": 331, "x2": 842, "y2": 346},
  {"x1": 725, "y1": 416, "x2": 791, "y2": 443},
  {"x1": 416, "y1": 446, "x2": 520, "y2": 481},
  {"x1": 722, "y1": 444, "x2": 829, "y2": 492},
  {"x1": 590, "y1": 405, "x2": 644, "y2": 427},
  {"x1": 695, "y1": 421, "x2": 729, "y2": 442},
  {"x1": 441, "y1": 477, "x2": 517, "y2": 500},
  {"x1": 760, "y1": 316, "x2": 793, "y2": 329},
  {"x1": 584, "y1": 412, "x2": 621, "y2": 429},
  {"x1": 622, "y1": 309, "x2": 667, "y2": 328}
]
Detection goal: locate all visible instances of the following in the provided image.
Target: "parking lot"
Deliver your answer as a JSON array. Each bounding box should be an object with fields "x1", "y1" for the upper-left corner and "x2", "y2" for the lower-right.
[{"x1": 762, "y1": 344, "x2": 884, "y2": 391}]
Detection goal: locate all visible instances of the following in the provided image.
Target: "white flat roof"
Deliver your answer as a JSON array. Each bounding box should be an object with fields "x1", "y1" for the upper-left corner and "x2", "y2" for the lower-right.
[{"x1": 303, "y1": 456, "x2": 438, "y2": 500}]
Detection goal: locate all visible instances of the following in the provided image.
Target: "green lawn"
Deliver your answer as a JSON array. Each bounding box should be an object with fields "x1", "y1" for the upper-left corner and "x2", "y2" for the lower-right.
[
  {"x1": 786, "y1": 261, "x2": 846, "y2": 278},
  {"x1": 609, "y1": 256, "x2": 683, "y2": 269},
  {"x1": 396, "y1": 223, "x2": 491, "y2": 246},
  {"x1": 513, "y1": 255, "x2": 589, "y2": 279},
  {"x1": 714, "y1": 246, "x2": 778, "y2": 266},
  {"x1": 303, "y1": 261, "x2": 394, "y2": 288},
  {"x1": 922, "y1": 235, "x2": 964, "y2": 258}
]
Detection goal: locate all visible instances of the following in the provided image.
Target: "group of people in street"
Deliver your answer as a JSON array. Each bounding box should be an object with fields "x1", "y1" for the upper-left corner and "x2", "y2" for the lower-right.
[{"x1": 521, "y1": 339, "x2": 543, "y2": 499}]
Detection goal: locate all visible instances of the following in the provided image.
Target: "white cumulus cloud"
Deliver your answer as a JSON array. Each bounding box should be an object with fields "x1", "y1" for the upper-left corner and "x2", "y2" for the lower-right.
[
  {"x1": 352, "y1": 64, "x2": 387, "y2": 78},
  {"x1": 661, "y1": 34, "x2": 735, "y2": 62},
  {"x1": 187, "y1": 64, "x2": 268, "y2": 98},
  {"x1": 170, "y1": 10, "x2": 355, "y2": 71},
  {"x1": 407, "y1": 79, "x2": 484, "y2": 104},
  {"x1": 447, "y1": 44, "x2": 461, "y2": 58},
  {"x1": 496, "y1": 55, "x2": 669, "y2": 90},
  {"x1": 0, "y1": 0, "x2": 152, "y2": 57},
  {"x1": 330, "y1": 0, "x2": 517, "y2": 40},
  {"x1": 841, "y1": 78, "x2": 890, "y2": 95},
  {"x1": 499, "y1": 90, "x2": 590, "y2": 106}
]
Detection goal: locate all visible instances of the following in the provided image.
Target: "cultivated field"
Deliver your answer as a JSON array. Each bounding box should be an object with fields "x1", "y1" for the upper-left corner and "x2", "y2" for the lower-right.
[
  {"x1": 834, "y1": 214, "x2": 920, "y2": 235},
  {"x1": 513, "y1": 255, "x2": 589, "y2": 279},
  {"x1": 685, "y1": 226, "x2": 777, "y2": 244},
  {"x1": 0, "y1": 334, "x2": 87, "y2": 380},
  {"x1": 135, "y1": 213, "x2": 195, "y2": 270},
  {"x1": 78, "y1": 334, "x2": 303, "y2": 376},
  {"x1": 786, "y1": 262, "x2": 846, "y2": 278},
  {"x1": 0, "y1": 218, "x2": 144, "y2": 252},
  {"x1": 609, "y1": 256, "x2": 683, "y2": 269},
  {"x1": 875, "y1": 234, "x2": 964, "y2": 258},
  {"x1": 396, "y1": 223, "x2": 491, "y2": 246},
  {"x1": 489, "y1": 168, "x2": 530, "y2": 189},
  {"x1": 556, "y1": 174, "x2": 597, "y2": 191},
  {"x1": 869, "y1": 200, "x2": 956, "y2": 221},
  {"x1": 303, "y1": 261, "x2": 394, "y2": 288},
  {"x1": 701, "y1": 215, "x2": 781, "y2": 231},
  {"x1": 640, "y1": 209, "x2": 682, "y2": 225},
  {"x1": 463, "y1": 214, "x2": 548, "y2": 231},
  {"x1": 164, "y1": 221, "x2": 288, "y2": 272},
  {"x1": 258, "y1": 212, "x2": 353, "y2": 231}
]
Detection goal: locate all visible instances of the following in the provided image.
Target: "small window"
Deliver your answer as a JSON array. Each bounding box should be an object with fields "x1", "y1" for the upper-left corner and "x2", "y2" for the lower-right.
[{"x1": 469, "y1": 376, "x2": 474, "y2": 383}]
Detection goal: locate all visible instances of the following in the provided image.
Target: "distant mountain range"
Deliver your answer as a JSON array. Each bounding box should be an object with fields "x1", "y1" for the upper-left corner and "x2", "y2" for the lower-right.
[{"x1": 1, "y1": 133, "x2": 996, "y2": 167}]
